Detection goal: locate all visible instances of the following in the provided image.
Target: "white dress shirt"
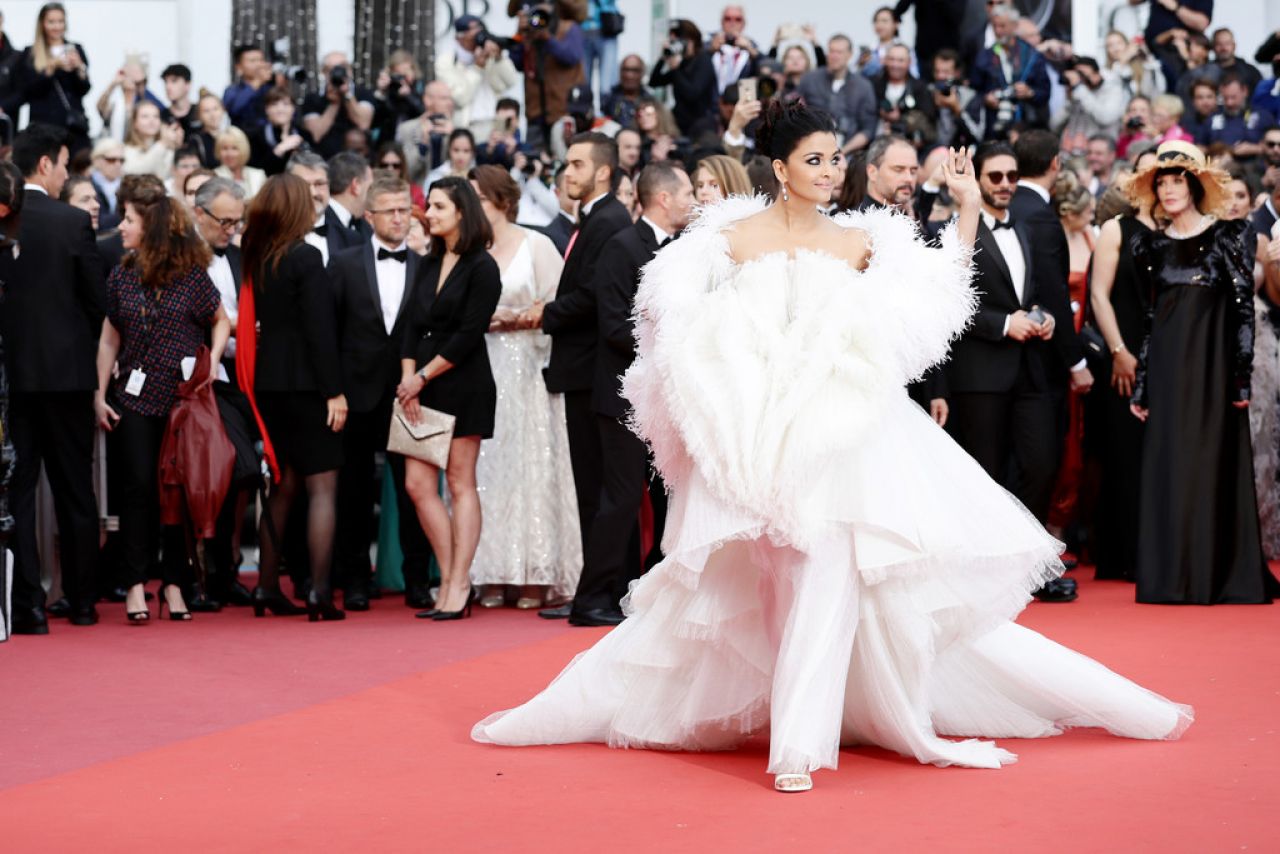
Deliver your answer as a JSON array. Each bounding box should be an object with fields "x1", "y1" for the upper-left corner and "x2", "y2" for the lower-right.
[
  {"x1": 640, "y1": 215, "x2": 672, "y2": 246},
  {"x1": 23, "y1": 183, "x2": 47, "y2": 195},
  {"x1": 372, "y1": 236, "x2": 408, "y2": 334},
  {"x1": 304, "y1": 213, "x2": 329, "y2": 265},
  {"x1": 207, "y1": 251, "x2": 238, "y2": 358},
  {"x1": 329, "y1": 199, "x2": 355, "y2": 229},
  {"x1": 982, "y1": 209, "x2": 1027, "y2": 339}
]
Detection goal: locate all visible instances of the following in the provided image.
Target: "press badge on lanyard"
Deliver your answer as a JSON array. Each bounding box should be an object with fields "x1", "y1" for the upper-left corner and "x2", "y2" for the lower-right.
[
  {"x1": 127, "y1": 288, "x2": 160, "y2": 395},
  {"x1": 125, "y1": 368, "x2": 146, "y2": 396}
]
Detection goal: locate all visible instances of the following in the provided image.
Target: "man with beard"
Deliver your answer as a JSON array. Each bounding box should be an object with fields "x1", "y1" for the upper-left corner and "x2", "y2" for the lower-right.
[
  {"x1": 568, "y1": 161, "x2": 695, "y2": 627},
  {"x1": 520, "y1": 133, "x2": 632, "y2": 621},
  {"x1": 1084, "y1": 133, "x2": 1117, "y2": 199},
  {"x1": 853, "y1": 134, "x2": 947, "y2": 426},
  {"x1": 944, "y1": 141, "x2": 1070, "y2": 598}
]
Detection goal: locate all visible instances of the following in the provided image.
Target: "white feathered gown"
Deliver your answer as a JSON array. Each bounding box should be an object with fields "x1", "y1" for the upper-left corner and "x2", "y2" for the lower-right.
[{"x1": 472, "y1": 198, "x2": 1193, "y2": 775}]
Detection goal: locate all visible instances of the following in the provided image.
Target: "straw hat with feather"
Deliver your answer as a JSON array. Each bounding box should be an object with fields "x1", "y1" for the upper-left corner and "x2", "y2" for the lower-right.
[{"x1": 1124, "y1": 140, "x2": 1232, "y2": 221}]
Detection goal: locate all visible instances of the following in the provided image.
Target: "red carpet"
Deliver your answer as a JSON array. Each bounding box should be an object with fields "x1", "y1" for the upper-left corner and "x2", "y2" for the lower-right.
[{"x1": 1, "y1": 573, "x2": 1277, "y2": 852}]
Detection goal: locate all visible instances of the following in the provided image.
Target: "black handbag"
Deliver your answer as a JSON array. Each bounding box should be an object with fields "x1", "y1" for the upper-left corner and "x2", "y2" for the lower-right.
[
  {"x1": 1078, "y1": 322, "x2": 1109, "y2": 372},
  {"x1": 600, "y1": 11, "x2": 625, "y2": 38},
  {"x1": 52, "y1": 77, "x2": 89, "y2": 136}
]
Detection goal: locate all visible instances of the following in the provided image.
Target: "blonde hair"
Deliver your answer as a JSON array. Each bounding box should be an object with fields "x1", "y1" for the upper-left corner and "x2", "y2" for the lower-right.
[
  {"x1": 695, "y1": 155, "x2": 753, "y2": 199},
  {"x1": 31, "y1": 3, "x2": 70, "y2": 74},
  {"x1": 215, "y1": 127, "x2": 252, "y2": 168},
  {"x1": 1152, "y1": 93, "x2": 1184, "y2": 120},
  {"x1": 386, "y1": 49, "x2": 422, "y2": 79},
  {"x1": 1051, "y1": 171, "x2": 1092, "y2": 218}
]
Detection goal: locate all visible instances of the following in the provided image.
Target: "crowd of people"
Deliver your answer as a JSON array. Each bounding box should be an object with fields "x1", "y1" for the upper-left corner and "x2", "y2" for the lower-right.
[{"x1": 1, "y1": 0, "x2": 1278, "y2": 637}]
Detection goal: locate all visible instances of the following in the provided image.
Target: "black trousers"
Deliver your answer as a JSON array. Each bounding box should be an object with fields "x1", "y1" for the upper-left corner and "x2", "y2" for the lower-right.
[
  {"x1": 10, "y1": 391, "x2": 99, "y2": 610},
  {"x1": 563, "y1": 389, "x2": 602, "y2": 554},
  {"x1": 205, "y1": 380, "x2": 259, "y2": 598},
  {"x1": 947, "y1": 367, "x2": 1058, "y2": 523},
  {"x1": 573, "y1": 414, "x2": 655, "y2": 614},
  {"x1": 335, "y1": 394, "x2": 432, "y2": 591},
  {"x1": 108, "y1": 408, "x2": 192, "y2": 589}
]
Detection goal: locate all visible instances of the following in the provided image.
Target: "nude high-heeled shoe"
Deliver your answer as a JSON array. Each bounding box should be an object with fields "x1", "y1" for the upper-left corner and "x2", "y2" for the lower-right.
[{"x1": 774, "y1": 773, "x2": 813, "y2": 793}]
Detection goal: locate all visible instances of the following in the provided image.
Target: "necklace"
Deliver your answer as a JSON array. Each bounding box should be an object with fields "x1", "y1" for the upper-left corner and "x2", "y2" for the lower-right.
[{"x1": 1165, "y1": 213, "x2": 1212, "y2": 240}]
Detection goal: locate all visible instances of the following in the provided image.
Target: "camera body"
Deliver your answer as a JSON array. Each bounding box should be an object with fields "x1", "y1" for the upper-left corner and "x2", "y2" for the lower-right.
[
  {"x1": 933, "y1": 79, "x2": 954, "y2": 97},
  {"x1": 664, "y1": 38, "x2": 686, "y2": 58},
  {"x1": 1126, "y1": 115, "x2": 1146, "y2": 130},
  {"x1": 329, "y1": 64, "x2": 348, "y2": 90}
]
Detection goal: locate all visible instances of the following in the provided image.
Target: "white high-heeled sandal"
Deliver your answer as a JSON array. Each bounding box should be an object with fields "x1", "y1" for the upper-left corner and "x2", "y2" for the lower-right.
[{"x1": 774, "y1": 773, "x2": 813, "y2": 793}]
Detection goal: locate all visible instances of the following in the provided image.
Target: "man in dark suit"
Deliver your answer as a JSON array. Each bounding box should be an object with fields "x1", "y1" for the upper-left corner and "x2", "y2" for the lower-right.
[
  {"x1": 967, "y1": 7, "x2": 1051, "y2": 140},
  {"x1": 3, "y1": 125, "x2": 106, "y2": 632},
  {"x1": 537, "y1": 166, "x2": 576, "y2": 256},
  {"x1": 1010, "y1": 130, "x2": 1094, "y2": 586},
  {"x1": 1250, "y1": 180, "x2": 1280, "y2": 238},
  {"x1": 328, "y1": 175, "x2": 433, "y2": 610},
  {"x1": 856, "y1": 134, "x2": 949, "y2": 423},
  {"x1": 327, "y1": 151, "x2": 373, "y2": 241},
  {"x1": 288, "y1": 151, "x2": 363, "y2": 266},
  {"x1": 870, "y1": 44, "x2": 938, "y2": 144},
  {"x1": 566, "y1": 162, "x2": 694, "y2": 627},
  {"x1": 944, "y1": 141, "x2": 1074, "y2": 601},
  {"x1": 524, "y1": 132, "x2": 633, "y2": 620}
]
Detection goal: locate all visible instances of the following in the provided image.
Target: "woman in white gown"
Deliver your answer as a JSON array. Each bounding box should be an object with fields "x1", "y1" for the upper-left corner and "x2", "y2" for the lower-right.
[
  {"x1": 465, "y1": 165, "x2": 583, "y2": 608},
  {"x1": 472, "y1": 103, "x2": 1192, "y2": 792}
]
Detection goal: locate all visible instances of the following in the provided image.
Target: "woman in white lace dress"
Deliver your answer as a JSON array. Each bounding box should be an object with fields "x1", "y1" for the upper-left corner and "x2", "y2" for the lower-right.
[
  {"x1": 473, "y1": 104, "x2": 1191, "y2": 792},
  {"x1": 466, "y1": 165, "x2": 582, "y2": 608}
]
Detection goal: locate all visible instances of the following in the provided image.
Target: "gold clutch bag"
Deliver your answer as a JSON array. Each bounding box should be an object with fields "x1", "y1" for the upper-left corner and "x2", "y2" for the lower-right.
[{"x1": 387, "y1": 400, "x2": 455, "y2": 468}]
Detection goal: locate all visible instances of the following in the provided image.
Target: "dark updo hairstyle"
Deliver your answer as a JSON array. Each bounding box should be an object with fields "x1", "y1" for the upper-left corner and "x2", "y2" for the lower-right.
[{"x1": 753, "y1": 99, "x2": 837, "y2": 162}]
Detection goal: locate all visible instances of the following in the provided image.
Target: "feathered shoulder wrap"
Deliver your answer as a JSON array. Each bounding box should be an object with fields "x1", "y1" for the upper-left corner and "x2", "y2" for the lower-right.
[{"x1": 622, "y1": 196, "x2": 976, "y2": 545}]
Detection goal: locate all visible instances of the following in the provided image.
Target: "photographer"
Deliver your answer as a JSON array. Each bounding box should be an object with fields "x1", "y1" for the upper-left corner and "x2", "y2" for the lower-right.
[
  {"x1": 927, "y1": 49, "x2": 979, "y2": 150},
  {"x1": 649, "y1": 18, "x2": 717, "y2": 138},
  {"x1": 1115, "y1": 94, "x2": 1154, "y2": 159},
  {"x1": 507, "y1": 0, "x2": 587, "y2": 152},
  {"x1": 396, "y1": 80, "x2": 455, "y2": 184},
  {"x1": 372, "y1": 49, "x2": 425, "y2": 143},
  {"x1": 301, "y1": 51, "x2": 375, "y2": 159},
  {"x1": 435, "y1": 16, "x2": 519, "y2": 141},
  {"x1": 477, "y1": 98, "x2": 523, "y2": 168},
  {"x1": 601, "y1": 55, "x2": 651, "y2": 129},
  {"x1": 222, "y1": 45, "x2": 273, "y2": 133},
  {"x1": 1053, "y1": 56, "x2": 1126, "y2": 152},
  {"x1": 871, "y1": 43, "x2": 937, "y2": 147},
  {"x1": 968, "y1": 4, "x2": 1050, "y2": 140}
]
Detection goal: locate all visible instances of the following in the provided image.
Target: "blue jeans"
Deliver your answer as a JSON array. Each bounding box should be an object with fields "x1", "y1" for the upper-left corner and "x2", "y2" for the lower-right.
[{"x1": 582, "y1": 29, "x2": 618, "y2": 106}]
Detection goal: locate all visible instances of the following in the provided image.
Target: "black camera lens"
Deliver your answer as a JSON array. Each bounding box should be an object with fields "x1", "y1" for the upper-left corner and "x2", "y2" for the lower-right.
[{"x1": 330, "y1": 65, "x2": 348, "y2": 88}]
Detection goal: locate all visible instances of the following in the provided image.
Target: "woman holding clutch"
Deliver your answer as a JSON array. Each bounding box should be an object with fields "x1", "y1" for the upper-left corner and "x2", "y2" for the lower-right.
[{"x1": 396, "y1": 177, "x2": 502, "y2": 621}]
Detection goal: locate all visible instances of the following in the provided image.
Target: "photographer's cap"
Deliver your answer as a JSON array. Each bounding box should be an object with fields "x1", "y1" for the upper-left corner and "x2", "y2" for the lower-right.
[{"x1": 455, "y1": 14, "x2": 482, "y2": 33}]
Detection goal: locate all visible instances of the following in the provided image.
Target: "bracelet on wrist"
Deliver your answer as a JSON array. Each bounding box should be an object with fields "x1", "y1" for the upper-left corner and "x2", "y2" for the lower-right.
[{"x1": 1111, "y1": 343, "x2": 1127, "y2": 355}]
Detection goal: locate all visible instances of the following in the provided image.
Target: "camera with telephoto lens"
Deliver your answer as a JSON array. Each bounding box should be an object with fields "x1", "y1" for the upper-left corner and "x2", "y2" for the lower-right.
[
  {"x1": 273, "y1": 62, "x2": 308, "y2": 85},
  {"x1": 664, "y1": 38, "x2": 686, "y2": 58},
  {"x1": 992, "y1": 85, "x2": 1018, "y2": 136},
  {"x1": 329, "y1": 64, "x2": 348, "y2": 90},
  {"x1": 527, "y1": 3, "x2": 556, "y2": 31},
  {"x1": 475, "y1": 29, "x2": 519, "y2": 51},
  {"x1": 933, "y1": 79, "x2": 954, "y2": 97},
  {"x1": 1126, "y1": 115, "x2": 1145, "y2": 130}
]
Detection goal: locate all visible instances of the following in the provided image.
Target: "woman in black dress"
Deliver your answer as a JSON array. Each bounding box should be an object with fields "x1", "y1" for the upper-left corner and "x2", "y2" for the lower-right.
[
  {"x1": 1086, "y1": 153, "x2": 1156, "y2": 582},
  {"x1": 396, "y1": 177, "x2": 501, "y2": 621},
  {"x1": 16, "y1": 4, "x2": 91, "y2": 155},
  {"x1": 1127, "y1": 141, "x2": 1274, "y2": 604},
  {"x1": 239, "y1": 174, "x2": 349, "y2": 621}
]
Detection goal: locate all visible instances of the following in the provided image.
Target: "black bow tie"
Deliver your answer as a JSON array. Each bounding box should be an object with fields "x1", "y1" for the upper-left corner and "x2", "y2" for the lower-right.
[
  {"x1": 378, "y1": 247, "x2": 408, "y2": 263},
  {"x1": 989, "y1": 218, "x2": 1014, "y2": 231},
  {"x1": 313, "y1": 224, "x2": 328, "y2": 237},
  {"x1": 212, "y1": 246, "x2": 227, "y2": 257},
  {"x1": 659, "y1": 236, "x2": 674, "y2": 248}
]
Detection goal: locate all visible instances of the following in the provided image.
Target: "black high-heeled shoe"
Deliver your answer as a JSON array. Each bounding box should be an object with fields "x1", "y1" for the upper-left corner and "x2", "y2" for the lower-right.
[
  {"x1": 126, "y1": 585, "x2": 150, "y2": 624},
  {"x1": 157, "y1": 584, "x2": 193, "y2": 621},
  {"x1": 251, "y1": 586, "x2": 307, "y2": 617},
  {"x1": 306, "y1": 589, "x2": 346, "y2": 622},
  {"x1": 430, "y1": 588, "x2": 474, "y2": 621},
  {"x1": 413, "y1": 608, "x2": 440, "y2": 619}
]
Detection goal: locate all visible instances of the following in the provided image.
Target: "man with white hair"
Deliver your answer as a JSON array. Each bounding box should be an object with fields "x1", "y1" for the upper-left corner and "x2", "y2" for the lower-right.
[
  {"x1": 968, "y1": 3, "x2": 1051, "y2": 140},
  {"x1": 301, "y1": 51, "x2": 375, "y2": 158},
  {"x1": 89, "y1": 137, "x2": 125, "y2": 229}
]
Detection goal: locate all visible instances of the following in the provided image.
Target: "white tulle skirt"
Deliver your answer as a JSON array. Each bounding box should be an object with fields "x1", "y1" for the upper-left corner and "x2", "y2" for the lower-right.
[{"x1": 472, "y1": 396, "x2": 1193, "y2": 774}]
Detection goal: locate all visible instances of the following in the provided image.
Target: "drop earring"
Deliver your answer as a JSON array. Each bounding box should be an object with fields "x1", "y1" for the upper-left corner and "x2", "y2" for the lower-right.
[{"x1": 782, "y1": 182, "x2": 789, "y2": 202}]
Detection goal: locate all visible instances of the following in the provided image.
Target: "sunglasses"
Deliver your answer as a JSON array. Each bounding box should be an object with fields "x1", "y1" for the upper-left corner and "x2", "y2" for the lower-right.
[
  {"x1": 983, "y1": 170, "x2": 1020, "y2": 185},
  {"x1": 1264, "y1": 140, "x2": 1280, "y2": 148},
  {"x1": 621, "y1": 66, "x2": 644, "y2": 73},
  {"x1": 723, "y1": 15, "x2": 743, "y2": 22},
  {"x1": 379, "y1": 160, "x2": 403, "y2": 168}
]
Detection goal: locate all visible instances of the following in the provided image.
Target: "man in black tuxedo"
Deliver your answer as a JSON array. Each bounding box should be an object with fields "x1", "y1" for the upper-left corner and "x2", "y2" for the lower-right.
[
  {"x1": 288, "y1": 151, "x2": 362, "y2": 266},
  {"x1": 538, "y1": 166, "x2": 576, "y2": 256},
  {"x1": 328, "y1": 175, "x2": 433, "y2": 610},
  {"x1": 524, "y1": 132, "x2": 633, "y2": 620},
  {"x1": 566, "y1": 162, "x2": 694, "y2": 626},
  {"x1": 856, "y1": 134, "x2": 949, "y2": 423},
  {"x1": 189, "y1": 176, "x2": 257, "y2": 610},
  {"x1": 1010, "y1": 130, "x2": 1094, "y2": 585},
  {"x1": 327, "y1": 151, "x2": 373, "y2": 241},
  {"x1": 944, "y1": 141, "x2": 1075, "y2": 601},
  {"x1": 3, "y1": 125, "x2": 106, "y2": 632}
]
